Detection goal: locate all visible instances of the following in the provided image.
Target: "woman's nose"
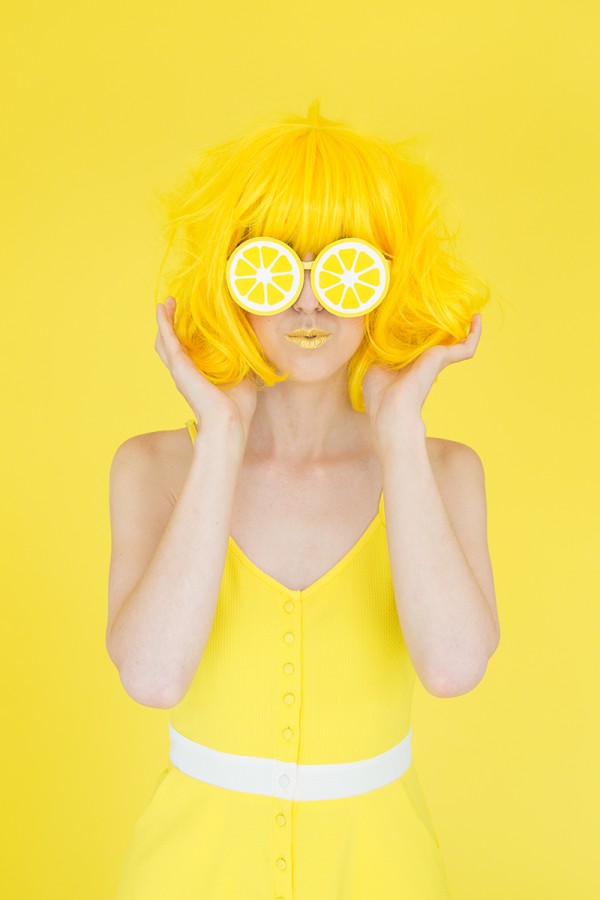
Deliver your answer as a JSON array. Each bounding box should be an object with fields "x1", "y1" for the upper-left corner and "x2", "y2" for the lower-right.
[{"x1": 293, "y1": 269, "x2": 323, "y2": 311}]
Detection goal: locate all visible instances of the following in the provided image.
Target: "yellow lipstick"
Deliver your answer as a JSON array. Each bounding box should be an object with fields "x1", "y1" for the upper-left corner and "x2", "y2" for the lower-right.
[{"x1": 284, "y1": 334, "x2": 331, "y2": 349}]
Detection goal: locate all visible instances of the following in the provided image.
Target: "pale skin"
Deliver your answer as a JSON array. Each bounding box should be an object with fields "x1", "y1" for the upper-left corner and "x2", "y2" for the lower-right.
[{"x1": 109, "y1": 250, "x2": 499, "y2": 703}]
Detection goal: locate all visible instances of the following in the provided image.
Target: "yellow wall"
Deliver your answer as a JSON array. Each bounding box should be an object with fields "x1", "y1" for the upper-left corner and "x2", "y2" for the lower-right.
[{"x1": 2, "y1": 1, "x2": 598, "y2": 897}]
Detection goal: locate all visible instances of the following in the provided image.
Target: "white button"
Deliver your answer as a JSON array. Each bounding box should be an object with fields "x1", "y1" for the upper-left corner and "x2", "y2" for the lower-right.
[{"x1": 274, "y1": 758, "x2": 298, "y2": 800}]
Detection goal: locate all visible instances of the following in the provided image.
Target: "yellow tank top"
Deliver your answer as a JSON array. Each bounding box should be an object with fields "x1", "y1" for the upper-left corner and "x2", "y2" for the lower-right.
[{"x1": 171, "y1": 418, "x2": 416, "y2": 762}]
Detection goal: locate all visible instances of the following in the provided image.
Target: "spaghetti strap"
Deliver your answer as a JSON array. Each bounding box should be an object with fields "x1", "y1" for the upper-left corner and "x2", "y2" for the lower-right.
[
  {"x1": 378, "y1": 489, "x2": 385, "y2": 524},
  {"x1": 184, "y1": 418, "x2": 198, "y2": 445}
]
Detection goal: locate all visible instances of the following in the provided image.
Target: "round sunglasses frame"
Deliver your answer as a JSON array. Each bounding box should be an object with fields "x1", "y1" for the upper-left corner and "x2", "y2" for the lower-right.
[{"x1": 226, "y1": 236, "x2": 392, "y2": 318}]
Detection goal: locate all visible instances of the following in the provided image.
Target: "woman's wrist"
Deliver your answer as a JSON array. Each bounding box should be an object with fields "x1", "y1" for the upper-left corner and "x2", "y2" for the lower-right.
[
  {"x1": 371, "y1": 414, "x2": 426, "y2": 460},
  {"x1": 192, "y1": 415, "x2": 248, "y2": 459}
]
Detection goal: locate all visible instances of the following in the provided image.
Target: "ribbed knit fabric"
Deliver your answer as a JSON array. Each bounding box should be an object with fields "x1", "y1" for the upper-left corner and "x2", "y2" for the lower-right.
[{"x1": 115, "y1": 419, "x2": 452, "y2": 899}]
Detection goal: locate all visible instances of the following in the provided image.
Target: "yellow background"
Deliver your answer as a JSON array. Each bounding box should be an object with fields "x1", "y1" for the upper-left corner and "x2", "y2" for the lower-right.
[{"x1": 2, "y1": 1, "x2": 598, "y2": 897}]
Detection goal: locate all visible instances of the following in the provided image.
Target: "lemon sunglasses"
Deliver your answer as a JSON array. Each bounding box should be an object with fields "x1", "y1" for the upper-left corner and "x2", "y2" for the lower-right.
[{"x1": 226, "y1": 236, "x2": 392, "y2": 318}]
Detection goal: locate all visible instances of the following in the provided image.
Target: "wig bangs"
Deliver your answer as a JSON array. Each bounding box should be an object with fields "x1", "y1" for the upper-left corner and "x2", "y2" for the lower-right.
[{"x1": 232, "y1": 130, "x2": 391, "y2": 261}]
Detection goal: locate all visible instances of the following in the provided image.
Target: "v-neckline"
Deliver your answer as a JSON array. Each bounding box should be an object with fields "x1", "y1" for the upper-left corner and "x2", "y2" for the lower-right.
[
  {"x1": 227, "y1": 489, "x2": 385, "y2": 599},
  {"x1": 184, "y1": 418, "x2": 386, "y2": 599}
]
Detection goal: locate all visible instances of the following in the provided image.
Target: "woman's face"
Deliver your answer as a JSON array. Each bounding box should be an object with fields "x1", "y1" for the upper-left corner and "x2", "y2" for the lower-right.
[{"x1": 245, "y1": 251, "x2": 366, "y2": 381}]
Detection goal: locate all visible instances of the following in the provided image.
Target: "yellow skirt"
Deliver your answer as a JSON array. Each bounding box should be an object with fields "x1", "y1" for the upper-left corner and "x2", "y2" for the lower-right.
[{"x1": 116, "y1": 756, "x2": 452, "y2": 899}]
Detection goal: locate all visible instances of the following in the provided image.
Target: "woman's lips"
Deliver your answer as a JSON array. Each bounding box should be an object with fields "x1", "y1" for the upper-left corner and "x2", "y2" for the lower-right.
[{"x1": 284, "y1": 334, "x2": 331, "y2": 349}]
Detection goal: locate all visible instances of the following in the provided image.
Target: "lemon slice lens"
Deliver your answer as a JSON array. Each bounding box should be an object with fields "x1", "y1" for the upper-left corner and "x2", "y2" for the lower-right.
[
  {"x1": 228, "y1": 239, "x2": 301, "y2": 313},
  {"x1": 315, "y1": 242, "x2": 386, "y2": 314}
]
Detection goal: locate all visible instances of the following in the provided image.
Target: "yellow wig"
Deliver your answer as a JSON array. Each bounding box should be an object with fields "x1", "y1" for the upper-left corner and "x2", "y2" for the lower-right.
[{"x1": 154, "y1": 100, "x2": 491, "y2": 412}]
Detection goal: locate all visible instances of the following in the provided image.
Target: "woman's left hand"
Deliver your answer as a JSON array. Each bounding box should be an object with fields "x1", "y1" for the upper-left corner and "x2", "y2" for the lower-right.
[{"x1": 362, "y1": 313, "x2": 482, "y2": 445}]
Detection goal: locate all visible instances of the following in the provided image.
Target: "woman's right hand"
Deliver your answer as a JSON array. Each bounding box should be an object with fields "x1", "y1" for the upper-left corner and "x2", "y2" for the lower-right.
[{"x1": 155, "y1": 296, "x2": 258, "y2": 444}]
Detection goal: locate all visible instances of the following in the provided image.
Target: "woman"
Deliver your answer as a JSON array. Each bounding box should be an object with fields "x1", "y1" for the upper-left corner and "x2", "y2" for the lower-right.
[{"x1": 108, "y1": 101, "x2": 500, "y2": 898}]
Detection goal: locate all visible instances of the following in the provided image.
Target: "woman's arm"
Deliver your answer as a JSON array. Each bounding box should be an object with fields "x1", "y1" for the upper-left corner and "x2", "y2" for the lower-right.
[
  {"x1": 380, "y1": 428, "x2": 499, "y2": 698},
  {"x1": 106, "y1": 421, "x2": 245, "y2": 708}
]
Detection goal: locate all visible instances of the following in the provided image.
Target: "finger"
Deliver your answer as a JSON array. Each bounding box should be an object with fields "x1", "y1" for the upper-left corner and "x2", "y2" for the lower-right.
[
  {"x1": 156, "y1": 303, "x2": 169, "y2": 342},
  {"x1": 452, "y1": 320, "x2": 480, "y2": 359},
  {"x1": 156, "y1": 302, "x2": 179, "y2": 349},
  {"x1": 154, "y1": 329, "x2": 168, "y2": 366},
  {"x1": 464, "y1": 313, "x2": 482, "y2": 350},
  {"x1": 466, "y1": 313, "x2": 481, "y2": 340},
  {"x1": 155, "y1": 305, "x2": 168, "y2": 346},
  {"x1": 162, "y1": 299, "x2": 179, "y2": 338},
  {"x1": 156, "y1": 303, "x2": 194, "y2": 379},
  {"x1": 155, "y1": 304, "x2": 178, "y2": 366},
  {"x1": 455, "y1": 314, "x2": 481, "y2": 350}
]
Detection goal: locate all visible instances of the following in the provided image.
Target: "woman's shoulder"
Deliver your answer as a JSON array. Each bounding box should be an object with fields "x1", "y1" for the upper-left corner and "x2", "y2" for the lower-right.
[
  {"x1": 426, "y1": 435, "x2": 479, "y2": 457},
  {"x1": 425, "y1": 436, "x2": 483, "y2": 481},
  {"x1": 111, "y1": 426, "x2": 193, "y2": 493},
  {"x1": 113, "y1": 425, "x2": 191, "y2": 457}
]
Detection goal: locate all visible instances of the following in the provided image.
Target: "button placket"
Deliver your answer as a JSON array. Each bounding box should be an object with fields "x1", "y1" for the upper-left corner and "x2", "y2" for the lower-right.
[{"x1": 271, "y1": 591, "x2": 302, "y2": 900}]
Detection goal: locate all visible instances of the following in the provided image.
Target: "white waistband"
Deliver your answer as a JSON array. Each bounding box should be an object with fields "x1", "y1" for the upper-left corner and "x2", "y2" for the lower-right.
[{"x1": 168, "y1": 722, "x2": 413, "y2": 801}]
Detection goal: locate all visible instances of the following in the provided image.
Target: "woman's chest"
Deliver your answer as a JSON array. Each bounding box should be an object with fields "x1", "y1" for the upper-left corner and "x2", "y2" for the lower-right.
[{"x1": 227, "y1": 457, "x2": 384, "y2": 592}]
